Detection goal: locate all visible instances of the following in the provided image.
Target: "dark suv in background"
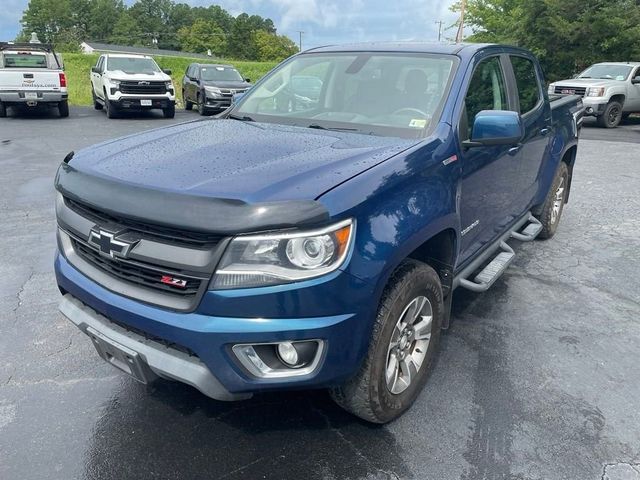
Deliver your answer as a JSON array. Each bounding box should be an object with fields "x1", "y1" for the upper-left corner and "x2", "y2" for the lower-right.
[{"x1": 182, "y1": 63, "x2": 251, "y2": 115}]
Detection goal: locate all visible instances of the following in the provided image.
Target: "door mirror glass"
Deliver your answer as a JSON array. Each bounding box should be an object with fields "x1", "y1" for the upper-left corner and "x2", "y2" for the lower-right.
[
  {"x1": 245, "y1": 78, "x2": 251, "y2": 83},
  {"x1": 468, "y1": 110, "x2": 524, "y2": 146}
]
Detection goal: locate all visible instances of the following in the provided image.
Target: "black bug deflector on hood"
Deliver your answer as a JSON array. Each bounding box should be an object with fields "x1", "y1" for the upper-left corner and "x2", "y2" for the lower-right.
[{"x1": 54, "y1": 163, "x2": 330, "y2": 234}]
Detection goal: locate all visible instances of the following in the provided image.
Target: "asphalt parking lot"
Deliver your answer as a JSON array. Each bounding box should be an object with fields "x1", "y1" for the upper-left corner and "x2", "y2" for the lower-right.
[{"x1": 1, "y1": 106, "x2": 639, "y2": 480}]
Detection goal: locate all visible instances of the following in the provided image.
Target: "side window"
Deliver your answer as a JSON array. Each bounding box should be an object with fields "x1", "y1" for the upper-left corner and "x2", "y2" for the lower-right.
[
  {"x1": 186, "y1": 65, "x2": 192, "y2": 77},
  {"x1": 510, "y1": 56, "x2": 541, "y2": 114},
  {"x1": 96, "y1": 56, "x2": 104, "y2": 71},
  {"x1": 463, "y1": 56, "x2": 508, "y2": 139}
]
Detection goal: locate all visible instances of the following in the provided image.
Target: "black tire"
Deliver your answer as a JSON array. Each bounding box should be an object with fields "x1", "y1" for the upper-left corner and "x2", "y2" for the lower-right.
[
  {"x1": 183, "y1": 91, "x2": 193, "y2": 110},
  {"x1": 105, "y1": 99, "x2": 118, "y2": 119},
  {"x1": 535, "y1": 162, "x2": 569, "y2": 240},
  {"x1": 197, "y1": 94, "x2": 207, "y2": 116},
  {"x1": 163, "y1": 104, "x2": 175, "y2": 119},
  {"x1": 0, "y1": 101, "x2": 6, "y2": 118},
  {"x1": 92, "y1": 89, "x2": 103, "y2": 110},
  {"x1": 596, "y1": 101, "x2": 623, "y2": 128},
  {"x1": 58, "y1": 100, "x2": 69, "y2": 118},
  {"x1": 330, "y1": 260, "x2": 443, "y2": 424}
]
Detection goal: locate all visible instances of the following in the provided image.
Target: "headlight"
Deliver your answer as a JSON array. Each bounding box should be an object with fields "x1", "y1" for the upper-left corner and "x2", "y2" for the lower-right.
[
  {"x1": 212, "y1": 219, "x2": 354, "y2": 289},
  {"x1": 109, "y1": 79, "x2": 121, "y2": 87},
  {"x1": 205, "y1": 86, "x2": 222, "y2": 96},
  {"x1": 587, "y1": 87, "x2": 605, "y2": 97},
  {"x1": 548, "y1": 84, "x2": 555, "y2": 94},
  {"x1": 165, "y1": 81, "x2": 173, "y2": 88}
]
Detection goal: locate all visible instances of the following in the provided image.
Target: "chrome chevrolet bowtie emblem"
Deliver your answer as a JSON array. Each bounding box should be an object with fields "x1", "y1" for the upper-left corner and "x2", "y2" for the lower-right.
[{"x1": 88, "y1": 229, "x2": 137, "y2": 259}]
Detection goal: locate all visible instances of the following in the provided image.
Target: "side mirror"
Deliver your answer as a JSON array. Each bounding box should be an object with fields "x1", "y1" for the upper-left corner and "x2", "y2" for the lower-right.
[
  {"x1": 189, "y1": 76, "x2": 197, "y2": 82},
  {"x1": 463, "y1": 110, "x2": 524, "y2": 147},
  {"x1": 632, "y1": 77, "x2": 640, "y2": 85},
  {"x1": 91, "y1": 67, "x2": 100, "y2": 73},
  {"x1": 245, "y1": 78, "x2": 251, "y2": 83},
  {"x1": 162, "y1": 69, "x2": 172, "y2": 75},
  {"x1": 232, "y1": 92, "x2": 247, "y2": 105}
]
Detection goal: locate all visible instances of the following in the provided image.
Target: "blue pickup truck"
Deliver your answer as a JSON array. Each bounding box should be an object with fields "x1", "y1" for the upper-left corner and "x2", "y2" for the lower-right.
[{"x1": 55, "y1": 43, "x2": 583, "y2": 423}]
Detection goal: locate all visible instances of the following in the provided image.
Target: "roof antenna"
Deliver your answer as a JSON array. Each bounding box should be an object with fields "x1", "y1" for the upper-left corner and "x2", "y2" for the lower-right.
[{"x1": 29, "y1": 32, "x2": 41, "y2": 44}]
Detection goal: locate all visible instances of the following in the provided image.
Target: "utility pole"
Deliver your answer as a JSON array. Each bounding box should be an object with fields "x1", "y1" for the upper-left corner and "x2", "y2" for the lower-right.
[
  {"x1": 296, "y1": 31, "x2": 304, "y2": 52},
  {"x1": 435, "y1": 20, "x2": 444, "y2": 42},
  {"x1": 456, "y1": 0, "x2": 467, "y2": 43}
]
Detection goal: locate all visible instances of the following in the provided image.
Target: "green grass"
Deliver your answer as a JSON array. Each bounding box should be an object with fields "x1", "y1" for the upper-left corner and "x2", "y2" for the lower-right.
[{"x1": 60, "y1": 53, "x2": 277, "y2": 106}]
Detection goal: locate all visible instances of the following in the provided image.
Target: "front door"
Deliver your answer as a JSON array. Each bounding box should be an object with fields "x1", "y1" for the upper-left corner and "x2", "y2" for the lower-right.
[{"x1": 457, "y1": 55, "x2": 521, "y2": 264}]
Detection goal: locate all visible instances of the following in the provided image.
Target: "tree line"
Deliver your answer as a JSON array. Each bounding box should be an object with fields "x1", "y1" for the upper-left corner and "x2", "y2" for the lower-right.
[
  {"x1": 18, "y1": 0, "x2": 299, "y2": 61},
  {"x1": 452, "y1": 0, "x2": 640, "y2": 81}
]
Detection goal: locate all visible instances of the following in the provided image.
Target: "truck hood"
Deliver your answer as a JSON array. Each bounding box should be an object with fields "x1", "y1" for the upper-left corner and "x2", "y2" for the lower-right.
[
  {"x1": 553, "y1": 78, "x2": 622, "y2": 87},
  {"x1": 108, "y1": 71, "x2": 171, "y2": 82},
  {"x1": 56, "y1": 119, "x2": 416, "y2": 233},
  {"x1": 67, "y1": 119, "x2": 415, "y2": 203}
]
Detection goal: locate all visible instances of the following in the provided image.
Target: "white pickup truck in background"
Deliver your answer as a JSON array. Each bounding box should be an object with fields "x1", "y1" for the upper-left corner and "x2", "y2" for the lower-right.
[{"x1": 0, "y1": 40, "x2": 69, "y2": 118}]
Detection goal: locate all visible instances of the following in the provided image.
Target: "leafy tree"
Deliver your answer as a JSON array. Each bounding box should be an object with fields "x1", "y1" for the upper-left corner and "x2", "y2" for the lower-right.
[
  {"x1": 177, "y1": 19, "x2": 226, "y2": 55},
  {"x1": 452, "y1": 0, "x2": 640, "y2": 80},
  {"x1": 128, "y1": 0, "x2": 175, "y2": 48},
  {"x1": 87, "y1": 0, "x2": 125, "y2": 41},
  {"x1": 254, "y1": 30, "x2": 298, "y2": 61},
  {"x1": 20, "y1": 0, "x2": 73, "y2": 43},
  {"x1": 109, "y1": 11, "x2": 145, "y2": 46}
]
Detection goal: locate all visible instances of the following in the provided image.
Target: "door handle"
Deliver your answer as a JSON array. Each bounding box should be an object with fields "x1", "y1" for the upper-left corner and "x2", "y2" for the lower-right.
[{"x1": 540, "y1": 127, "x2": 552, "y2": 136}]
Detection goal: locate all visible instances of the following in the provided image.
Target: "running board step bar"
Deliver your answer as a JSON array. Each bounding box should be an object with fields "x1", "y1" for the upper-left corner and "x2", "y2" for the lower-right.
[
  {"x1": 453, "y1": 211, "x2": 541, "y2": 293},
  {"x1": 458, "y1": 242, "x2": 515, "y2": 292},
  {"x1": 510, "y1": 214, "x2": 542, "y2": 242}
]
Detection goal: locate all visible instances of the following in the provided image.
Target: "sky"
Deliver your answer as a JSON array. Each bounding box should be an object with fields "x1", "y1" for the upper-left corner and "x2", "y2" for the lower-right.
[{"x1": 0, "y1": 0, "x2": 460, "y2": 50}]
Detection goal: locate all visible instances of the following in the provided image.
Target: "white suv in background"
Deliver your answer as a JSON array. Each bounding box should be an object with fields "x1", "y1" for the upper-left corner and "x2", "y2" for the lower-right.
[{"x1": 90, "y1": 53, "x2": 176, "y2": 118}]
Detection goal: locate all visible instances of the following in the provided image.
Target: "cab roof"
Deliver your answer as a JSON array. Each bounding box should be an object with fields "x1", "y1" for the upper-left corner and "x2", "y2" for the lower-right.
[{"x1": 304, "y1": 41, "x2": 499, "y2": 55}]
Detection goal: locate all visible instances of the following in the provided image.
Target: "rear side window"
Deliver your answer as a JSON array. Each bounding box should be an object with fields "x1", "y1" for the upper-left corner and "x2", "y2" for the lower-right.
[
  {"x1": 463, "y1": 56, "x2": 508, "y2": 138},
  {"x1": 510, "y1": 56, "x2": 541, "y2": 114},
  {"x1": 4, "y1": 53, "x2": 48, "y2": 68}
]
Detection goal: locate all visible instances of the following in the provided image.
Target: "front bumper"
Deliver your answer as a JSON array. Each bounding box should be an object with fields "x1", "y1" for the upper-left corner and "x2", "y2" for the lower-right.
[
  {"x1": 55, "y1": 252, "x2": 374, "y2": 398},
  {"x1": 109, "y1": 96, "x2": 176, "y2": 110},
  {"x1": 581, "y1": 98, "x2": 608, "y2": 116},
  {"x1": 0, "y1": 90, "x2": 67, "y2": 104},
  {"x1": 203, "y1": 95, "x2": 232, "y2": 110}
]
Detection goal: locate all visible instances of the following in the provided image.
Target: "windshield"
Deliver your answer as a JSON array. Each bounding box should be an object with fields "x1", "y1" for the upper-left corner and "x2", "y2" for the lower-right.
[
  {"x1": 107, "y1": 57, "x2": 160, "y2": 75},
  {"x1": 231, "y1": 52, "x2": 457, "y2": 139},
  {"x1": 579, "y1": 64, "x2": 633, "y2": 81},
  {"x1": 201, "y1": 66, "x2": 243, "y2": 81},
  {"x1": 3, "y1": 53, "x2": 48, "y2": 68}
]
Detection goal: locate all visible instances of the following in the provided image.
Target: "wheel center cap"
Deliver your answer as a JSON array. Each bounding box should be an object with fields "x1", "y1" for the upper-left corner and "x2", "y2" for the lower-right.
[{"x1": 400, "y1": 336, "x2": 408, "y2": 350}]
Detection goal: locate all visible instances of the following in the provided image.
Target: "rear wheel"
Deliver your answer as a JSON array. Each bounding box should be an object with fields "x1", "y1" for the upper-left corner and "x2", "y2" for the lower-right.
[
  {"x1": 92, "y1": 89, "x2": 103, "y2": 110},
  {"x1": 330, "y1": 260, "x2": 442, "y2": 424},
  {"x1": 0, "y1": 101, "x2": 6, "y2": 118},
  {"x1": 58, "y1": 100, "x2": 69, "y2": 118},
  {"x1": 183, "y1": 91, "x2": 193, "y2": 110},
  {"x1": 163, "y1": 104, "x2": 175, "y2": 119},
  {"x1": 596, "y1": 101, "x2": 623, "y2": 128},
  {"x1": 535, "y1": 162, "x2": 569, "y2": 239}
]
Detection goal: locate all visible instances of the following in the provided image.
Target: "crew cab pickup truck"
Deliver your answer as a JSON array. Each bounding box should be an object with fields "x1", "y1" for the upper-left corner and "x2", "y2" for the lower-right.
[
  {"x1": 0, "y1": 42, "x2": 68, "y2": 118},
  {"x1": 549, "y1": 62, "x2": 640, "y2": 128},
  {"x1": 90, "y1": 53, "x2": 176, "y2": 118},
  {"x1": 55, "y1": 43, "x2": 583, "y2": 423}
]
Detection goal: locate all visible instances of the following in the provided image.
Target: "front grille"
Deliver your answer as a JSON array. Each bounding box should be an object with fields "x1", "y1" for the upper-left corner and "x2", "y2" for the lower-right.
[
  {"x1": 65, "y1": 198, "x2": 221, "y2": 248},
  {"x1": 72, "y1": 238, "x2": 205, "y2": 297},
  {"x1": 554, "y1": 85, "x2": 587, "y2": 97},
  {"x1": 119, "y1": 81, "x2": 167, "y2": 95},
  {"x1": 219, "y1": 88, "x2": 247, "y2": 98}
]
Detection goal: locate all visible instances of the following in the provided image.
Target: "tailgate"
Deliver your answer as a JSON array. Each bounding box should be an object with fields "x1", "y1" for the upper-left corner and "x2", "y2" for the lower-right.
[{"x1": 0, "y1": 69, "x2": 61, "y2": 91}]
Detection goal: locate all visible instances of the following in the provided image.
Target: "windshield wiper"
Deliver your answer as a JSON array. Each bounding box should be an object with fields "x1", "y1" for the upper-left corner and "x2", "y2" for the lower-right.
[
  {"x1": 227, "y1": 113, "x2": 254, "y2": 122},
  {"x1": 307, "y1": 124, "x2": 359, "y2": 132}
]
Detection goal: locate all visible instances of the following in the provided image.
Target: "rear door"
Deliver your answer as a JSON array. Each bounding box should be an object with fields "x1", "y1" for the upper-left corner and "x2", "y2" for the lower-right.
[
  {"x1": 457, "y1": 54, "x2": 522, "y2": 264},
  {"x1": 507, "y1": 54, "x2": 552, "y2": 211}
]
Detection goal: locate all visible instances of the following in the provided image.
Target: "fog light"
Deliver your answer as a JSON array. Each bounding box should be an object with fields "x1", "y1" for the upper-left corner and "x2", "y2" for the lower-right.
[{"x1": 277, "y1": 342, "x2": 299, "y2": 366}]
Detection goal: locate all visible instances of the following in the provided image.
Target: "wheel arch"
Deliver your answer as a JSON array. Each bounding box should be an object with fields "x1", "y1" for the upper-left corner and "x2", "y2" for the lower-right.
[
  {"x1": 609, "y1": 94, "x2": 626, "y2": 106},
  {"x1": 560, "y1": 144, "x2": 577, "y2": 203}
]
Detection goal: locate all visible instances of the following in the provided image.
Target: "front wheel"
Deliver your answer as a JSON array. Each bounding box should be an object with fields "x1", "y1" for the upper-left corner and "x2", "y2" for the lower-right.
[
  {"x1": 183, "y1": 91, "x2": 193, "y2": 110},
  {"x1": 330, "y1": 260, "x2": 442, "y2": 424},
  {"x1": 197, "y1": 94, "x2": 207, "y2": 116},
  {"x1": 92, "y1": 89, "x2": 103, "y2": 110},
  {"x1": 535, "y1": 162, "x2": 569, "y2": 239},
  {"x1": 596, "y1": 101, "x2": 623, "y2": 128},
  {"x1": 105, "y1": 99, "x2": 118, "y2": 119},
  {"x1": 163, "y1": 104, "x2": 175, "y2": 119}
]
